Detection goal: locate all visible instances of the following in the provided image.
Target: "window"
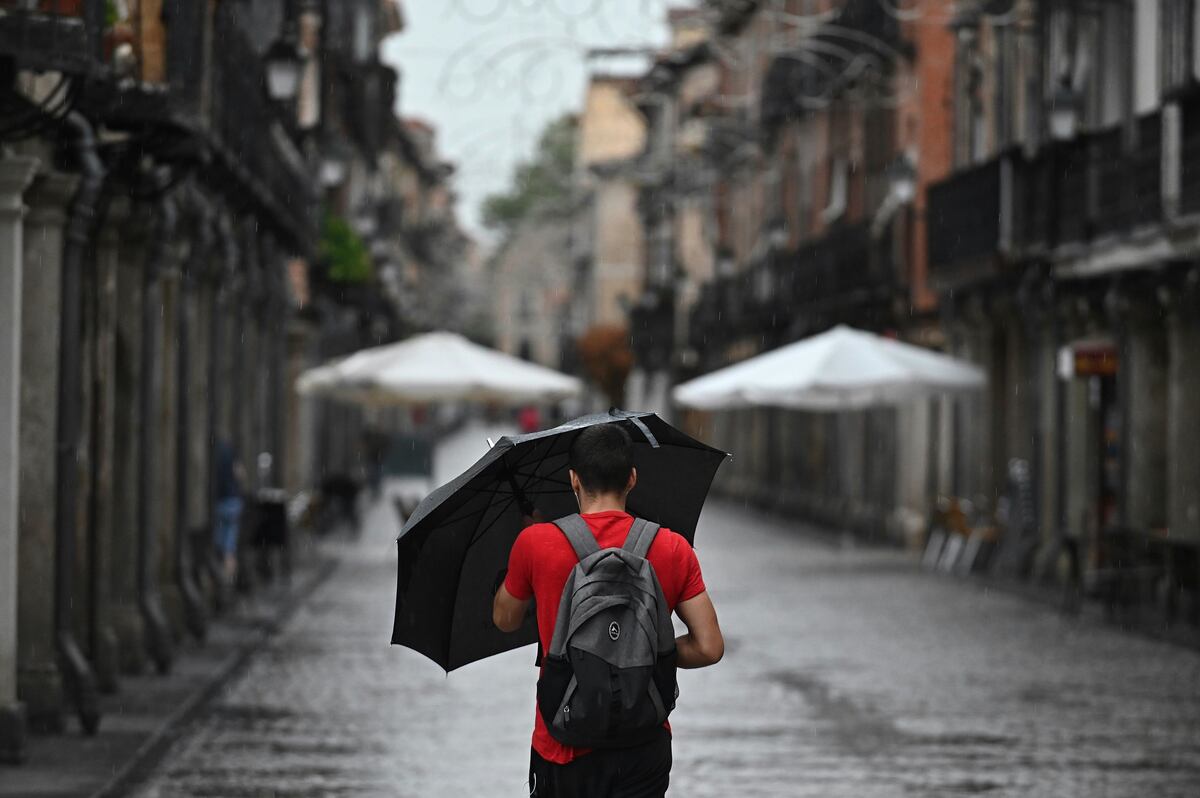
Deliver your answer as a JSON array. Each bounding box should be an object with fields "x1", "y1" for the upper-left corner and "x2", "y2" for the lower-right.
[
  {"x1": 1162, "y1": 0, "x2": 1196, "y2": 96},
  {"x1": 517, "y1": 289, "x2": 534, "y2": 322}
]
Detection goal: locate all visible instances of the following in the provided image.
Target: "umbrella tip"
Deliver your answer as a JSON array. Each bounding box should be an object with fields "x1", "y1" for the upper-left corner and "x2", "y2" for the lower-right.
[{"x1": 486, "y1": 437, "x2": 495, "y2": 448}]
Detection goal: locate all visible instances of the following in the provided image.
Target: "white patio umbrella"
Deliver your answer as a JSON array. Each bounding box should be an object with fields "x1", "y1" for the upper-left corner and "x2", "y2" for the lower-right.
[
  {"x1": 296, "y1": 331, "x2": 583, "y2": 405},
  {"x1": 673, "y1": 325, "x2": 985, "y2": 411}
]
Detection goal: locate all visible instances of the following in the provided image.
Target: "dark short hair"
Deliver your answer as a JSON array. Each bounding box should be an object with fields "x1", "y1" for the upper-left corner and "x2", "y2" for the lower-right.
[{"x1": 569, "y1": 424, "x2": 634, "y2": 495}]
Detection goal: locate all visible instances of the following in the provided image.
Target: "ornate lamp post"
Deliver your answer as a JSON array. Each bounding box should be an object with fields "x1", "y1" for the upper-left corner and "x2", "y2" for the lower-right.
[
  {"x1": 264, "y1": 0, "x2": 306, "y2": 105},
  {"x1": 1048, "y1": 77, "x2": 1081, "y2": 142}
]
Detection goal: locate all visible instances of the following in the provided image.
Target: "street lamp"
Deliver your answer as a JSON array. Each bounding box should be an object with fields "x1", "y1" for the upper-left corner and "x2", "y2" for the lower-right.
[
  {"x1": 886, "y1": 153, "x2": 917, "y2": 204},
  {"x1": 766, "y1": 221, "x2": 788, "y2": 251},
  {"x1": 265, "y1": 0, "x2": 305, "y2": 103},
  {"x1": 949, "y1": 5, "x2": 980, "y2": 48},
  {"x1": 265, "y1": 37, "x2": 306, "y2": 103},
  {"x1": 716, "y1": 249, "x2": 735, "y2": 278},
  {"x1": 1048, "y1": 78, "x2": 1080, "y2": 141},
  {"x1": 319, "y1": 154, "x2": 347, "y2": 187}
]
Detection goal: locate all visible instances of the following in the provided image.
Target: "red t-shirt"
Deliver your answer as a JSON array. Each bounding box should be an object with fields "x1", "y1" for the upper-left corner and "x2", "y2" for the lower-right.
[{"x1": 504, "y1": 510, "x2": 707, "y2": 765}]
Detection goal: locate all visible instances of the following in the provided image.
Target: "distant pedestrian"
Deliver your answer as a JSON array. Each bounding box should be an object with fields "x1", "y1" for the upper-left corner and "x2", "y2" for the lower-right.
[
  {"x1": 493, "y1": 424, "x2": 724, "y2": 797},
  {"x1": 518, "y1": 404, "x2": 542, "y2": 434},
  {"x1": 214, "y1": 439, "x2": 246, "y2": 585}
]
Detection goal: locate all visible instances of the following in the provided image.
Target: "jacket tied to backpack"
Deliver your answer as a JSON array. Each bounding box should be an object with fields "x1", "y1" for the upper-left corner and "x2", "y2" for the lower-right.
[{"x1": 536, "y1": 514, "x2": 679, "y2": 749}]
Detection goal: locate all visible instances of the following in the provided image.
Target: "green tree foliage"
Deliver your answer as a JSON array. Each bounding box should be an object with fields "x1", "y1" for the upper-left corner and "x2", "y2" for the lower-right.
[
  {"x1": 482, "y1": 114, "x2": 576, "y2": 230},
  {"x1": 320, "y1": 212, "x2": 373, "y2": 283}
]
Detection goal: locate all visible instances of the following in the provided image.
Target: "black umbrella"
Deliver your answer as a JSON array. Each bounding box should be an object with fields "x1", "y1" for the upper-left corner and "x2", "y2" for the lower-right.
[{"x1": 391, "y1": 409, "x2": 728, "y2": 671}]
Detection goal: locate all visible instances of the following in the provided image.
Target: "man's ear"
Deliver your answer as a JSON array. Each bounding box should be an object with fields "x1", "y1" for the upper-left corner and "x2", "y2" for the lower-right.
[
  {"x1": 569, "y1": 469, "x2": 582, "y2": 494},
  {"x1": 625, "y1": 467, "x2": 638, "y2": 496}
]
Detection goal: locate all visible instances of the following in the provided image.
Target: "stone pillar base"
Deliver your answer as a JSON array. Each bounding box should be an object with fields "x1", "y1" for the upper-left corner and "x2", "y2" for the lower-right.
[
  {"x1": 16, "y1": 662, "x2": 63, "y2": 734},
  {"x1": 57, "y1": 632, "x2": 101, "y2": 735},
  {"x1": 112, "y1": 603, "x2": 147, "y2": 676},
  {"x1": 160, "y1": 584, "x2": 185, "y2": 641},
  {"x1": 92, "y1": 623, "x2": 121, "y2": 694},
  {"x1": 140, "y1": 593, "x2": 174, "y2": 674},
  {"x1": 179, "y1": 567, "x2": 208, "y2": 642},
  {"x1": 0, "y1": 701, "x2": 25, "y2": 764}
]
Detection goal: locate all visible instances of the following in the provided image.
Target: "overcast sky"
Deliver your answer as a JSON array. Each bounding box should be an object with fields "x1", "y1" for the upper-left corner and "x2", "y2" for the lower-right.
[{"x1": 382, "y1": 0, "x2": 686, "y2": 242}]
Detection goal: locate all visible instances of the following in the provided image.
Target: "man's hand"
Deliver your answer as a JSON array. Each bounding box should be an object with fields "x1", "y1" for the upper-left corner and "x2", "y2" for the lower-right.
[
  {"x1": 493, "y1": 583, "x2": 531, "y2": 633},
  {"x1": 674, "y1": 590, "x2": 724, "y2": 668}
]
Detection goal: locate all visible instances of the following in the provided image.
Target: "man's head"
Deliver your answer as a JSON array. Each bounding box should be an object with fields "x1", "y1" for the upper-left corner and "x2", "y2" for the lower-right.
[{"x1": 568, "y1": 424, "x2": 637, "y2": 500}]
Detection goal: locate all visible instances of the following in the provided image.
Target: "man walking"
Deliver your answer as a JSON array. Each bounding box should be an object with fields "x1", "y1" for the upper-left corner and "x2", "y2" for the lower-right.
[{"x1": 494, "y1": 424, "x2": 724, "y2": 797}]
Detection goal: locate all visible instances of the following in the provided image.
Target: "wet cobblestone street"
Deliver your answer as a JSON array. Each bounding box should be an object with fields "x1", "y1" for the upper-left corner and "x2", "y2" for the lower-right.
[{"x1": 129, "y1": 492, "x2": 1200, "y2": 797}]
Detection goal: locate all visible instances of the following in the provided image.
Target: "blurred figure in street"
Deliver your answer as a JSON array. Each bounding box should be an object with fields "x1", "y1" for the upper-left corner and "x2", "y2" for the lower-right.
[
  {"x1": 214, "y1": 439, "x2": 246, "y2": 585},
  {"x1": 518, "y1": 404, "x2": 542, "y2": 434},
  {"x1": 362, "y1": 427, "x2": 389, "y2": 500}
]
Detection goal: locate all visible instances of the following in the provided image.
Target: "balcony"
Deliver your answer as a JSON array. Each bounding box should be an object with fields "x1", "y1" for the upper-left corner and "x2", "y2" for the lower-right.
[
  {"x1": 789, "y1": 221, "x2": 896, "y2": 321},
  {"x1": 0, "y1": 0, "x2": 105, "y2": 75},
  {"x1": 928, "y1": 110, "x2": 1165, "y2": 285},
  {"x1": 1180, "y1": 96, "x2": 1200, "y2": 216},
  {"x1": 927, "y1": 156, "x2": 1007, "y2": 281}
]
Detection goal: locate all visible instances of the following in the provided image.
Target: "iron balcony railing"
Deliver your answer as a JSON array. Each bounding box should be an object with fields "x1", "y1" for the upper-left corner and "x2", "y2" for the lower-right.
[
  {"x1": 927, "y1": 156, "x2": 1006, "y2": 275},
  {"x1": 1180, "y1": 94, "x2": 1200, "y2": 216},
  {"x1": 0, "y1": 0, "x2": 105, "y2": 75},
  {"x1": 928, "y1": 108, "x2": 1166, "y2": 282}
]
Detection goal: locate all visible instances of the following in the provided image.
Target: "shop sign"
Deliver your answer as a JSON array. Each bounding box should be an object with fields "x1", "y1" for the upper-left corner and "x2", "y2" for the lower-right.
[{"x1": 1058, "y1": 342, "x2": 1118, "y2": 379}]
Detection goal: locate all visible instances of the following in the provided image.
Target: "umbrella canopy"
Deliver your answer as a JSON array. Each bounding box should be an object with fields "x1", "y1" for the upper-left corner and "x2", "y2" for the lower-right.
[
  {"x1": 296, "y1": 331, "x2": 583, "y2": 405},
  {"x1": 391, "y1": 410, "x2": 727, "y2": 672},
  {"x1": 674, "y1": 325, "x2": 986, "y2": 411}
]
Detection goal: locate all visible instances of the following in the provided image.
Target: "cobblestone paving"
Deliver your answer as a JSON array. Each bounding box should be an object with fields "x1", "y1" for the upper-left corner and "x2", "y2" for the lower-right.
[{"x1": 130, "y1": 494, "x2": 1200, "y2": 797}]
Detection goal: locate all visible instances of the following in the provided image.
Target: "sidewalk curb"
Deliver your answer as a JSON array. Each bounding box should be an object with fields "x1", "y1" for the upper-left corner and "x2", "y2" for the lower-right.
[{"x1": 89, "y1": 556, "x2": 340, "y2": 798}]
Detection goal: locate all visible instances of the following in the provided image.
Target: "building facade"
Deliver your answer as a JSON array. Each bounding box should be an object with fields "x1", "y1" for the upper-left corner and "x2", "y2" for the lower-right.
[
  {"x1": 0, "y1": 0, "x2": 461, "y2": 761},
  {"x1": 627, "y1": 0, "x2": 955, "y2": 542},
  {"x1": 928, "y1": 0, "x2": 1200, "y2": 594}
]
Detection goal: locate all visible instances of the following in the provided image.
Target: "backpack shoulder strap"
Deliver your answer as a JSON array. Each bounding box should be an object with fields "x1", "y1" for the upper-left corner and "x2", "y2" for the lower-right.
[
  {"x1": 553, "y1": 513, "x2": 600, "y2": 562},
  {"x1": 621, "y1": 517, "x2": 661, "y2": 559}
]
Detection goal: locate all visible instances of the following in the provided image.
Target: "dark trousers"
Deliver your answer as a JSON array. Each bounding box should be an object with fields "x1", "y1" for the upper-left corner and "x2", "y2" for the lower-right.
[{"x1": 528, "y1": 729, "x2": 672, "y2": 798}]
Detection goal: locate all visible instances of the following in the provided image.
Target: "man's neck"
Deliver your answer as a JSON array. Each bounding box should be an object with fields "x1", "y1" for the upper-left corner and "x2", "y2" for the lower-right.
[{"x1": 578, "y1": 492, "x2": 626, "y2": 515}]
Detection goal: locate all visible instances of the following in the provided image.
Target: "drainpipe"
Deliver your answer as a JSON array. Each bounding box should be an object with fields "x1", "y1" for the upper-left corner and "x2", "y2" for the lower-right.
[
  {"x1": 55, "y1": 112, "x2": 103, "y2": 735},
  {"x1": 175, "y1": 188, "x2": 211, "y2": 640},
  {"x1": 139, "y1": 191, "x2": 176, "y2": 674}
]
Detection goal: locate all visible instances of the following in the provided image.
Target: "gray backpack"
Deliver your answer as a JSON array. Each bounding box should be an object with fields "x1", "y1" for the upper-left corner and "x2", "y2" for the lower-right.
[{"x1": 536, "y1": 514, "x2": 678, "y2": 748}]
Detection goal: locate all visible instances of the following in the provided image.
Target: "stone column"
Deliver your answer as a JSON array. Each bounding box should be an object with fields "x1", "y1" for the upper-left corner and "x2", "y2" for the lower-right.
[
  {"x1": 1060, "y1": 299, "x2": 1095, "y2": 544},
  {"x1": 17, "y1": 170, "x2": 77, "y2": 732},
  {"x1": 1166, "y1": 280, "x2": 1200, "y2": 540},
  {"x1": 776, "y1": 409, "x2": 797, "y2": 512},
  {"x1": 173, "y1": 205, "x2": 208, "y2": 640},
  {"x1": 1124, "y1": 308, "x2": 1168, "y2": 530},
  {"x1": 157, "y1": 251, "x2": 185, "y2": 637},
  {"x1": 893, "y1": 397, "x2": 931, "y2": 545},
  {"x1": 1036, "y1": 315, "x2": 1061, "y2": 558},
  {"x1": 1003, "y1": 313, "x2": 1033, "y2": 465},
  {"x1": 138, "y1": 198, "x2": 175, "y2": 674},
  {"x1": 951, "y1": 296, "x2": 1001, "y2": 508},
  {"x1": 110, "y1": 198, "x2": 148, "y2": 674},
  {"x1": 0, "y1": 155, "x2": 39, "y2": 763},
  {"x1": 87, "y1": 210, "x2": 122, "y2": 693},
  {"x1": 285, "y1": 320, "x2": 316, "y2": 495}
]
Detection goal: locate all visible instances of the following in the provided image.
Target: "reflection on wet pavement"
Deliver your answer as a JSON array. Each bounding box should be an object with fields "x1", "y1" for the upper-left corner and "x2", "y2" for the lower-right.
[{"x1": 130, "y1": 494, "x2": 1200, "y2": 797}]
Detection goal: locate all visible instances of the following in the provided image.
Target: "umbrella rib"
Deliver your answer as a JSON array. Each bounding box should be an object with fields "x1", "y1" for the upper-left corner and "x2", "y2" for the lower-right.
[
  {"x1": 447, "y1": 493, "x2": 521, "y2": 668},
  {"x1": 467, "y1": 494, "x2": 517, "y2": 549},
  {"x1": 515, "y1": 439, "x2": 568, "y2": 497},
  {"x1": 435, "y1": 495, "x2": 509, "y2": 529}
]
